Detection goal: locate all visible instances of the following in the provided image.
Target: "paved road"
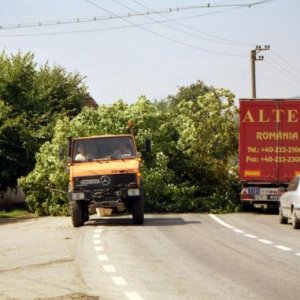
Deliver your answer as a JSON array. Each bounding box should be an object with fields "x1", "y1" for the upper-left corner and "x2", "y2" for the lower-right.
[{"x1": 1, "y1": 212, "x2": 300, "y2": 299}]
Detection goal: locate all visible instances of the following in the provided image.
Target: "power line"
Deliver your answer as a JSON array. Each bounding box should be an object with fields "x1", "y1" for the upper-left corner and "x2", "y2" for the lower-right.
[
  {"x1": 0, "y1": 0, "x2": 275, "y2": 59},
  {"x1": 0, "y1": 5, "x2": 212, "y2": 30},
  {"x1": 83, "y1": 0, "x2": 249, "y2": 57},
  {"x1": 0, "y1": 7, "x2": 267, "y2": 38},
  {"x1": 123, "y1": 0, "x2": 248, "y2": 47},
  {"x1": 270, "y1": 50, "x2": 300, "y2": 76},
  {"x1": 0, "y1": 1, "x2": 276, "y2": 31},
  {"x1": 265, "y1": 57, "x2": 300, "y2": 86},
  {"x1": 130, "y1": 0, "x2": 253, "y2": 47}
]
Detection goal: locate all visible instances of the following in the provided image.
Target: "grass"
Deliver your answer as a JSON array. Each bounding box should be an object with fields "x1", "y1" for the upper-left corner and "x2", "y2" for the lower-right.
[{"x1": 0, "y1": 209, "x2": 34, "y2": 219}]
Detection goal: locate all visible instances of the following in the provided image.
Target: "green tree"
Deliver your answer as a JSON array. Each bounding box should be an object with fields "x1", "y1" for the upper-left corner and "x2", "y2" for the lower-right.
[
  {"x1": 172, "y1": 88, "x2": 239, "y2": 211},
  {"x1": 20, "y1": 87, "x2": 240, "y2": 215},
  {"x1": 167, "y1": 80, "x2": 213, "y2": 111},
  {"x1": 0, "y1": 51, "x2": 88, "y2": 191}
]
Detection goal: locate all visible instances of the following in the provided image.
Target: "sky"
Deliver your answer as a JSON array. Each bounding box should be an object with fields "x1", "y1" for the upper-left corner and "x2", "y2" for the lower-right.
[{"x1": 0, "y1": 0, "x2": 299, "y2": 104}]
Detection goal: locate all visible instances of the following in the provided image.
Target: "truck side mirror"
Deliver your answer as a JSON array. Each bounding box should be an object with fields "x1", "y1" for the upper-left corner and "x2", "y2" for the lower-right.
[
  {"x1": 58, "y1": 145, "x2": 64, "y2": 161},
  {"x1": 145, "y1": 138, "x2": 151, "y2": 153}
]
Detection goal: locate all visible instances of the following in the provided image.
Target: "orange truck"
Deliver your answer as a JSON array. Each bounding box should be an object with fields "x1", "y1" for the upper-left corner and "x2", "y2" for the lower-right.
[
  {"x1": 239, "y1": 99, "x2": 300, "y2": 209},
  {"x1": 65, "y1": 134, "x2": 144, "y2": 227}
]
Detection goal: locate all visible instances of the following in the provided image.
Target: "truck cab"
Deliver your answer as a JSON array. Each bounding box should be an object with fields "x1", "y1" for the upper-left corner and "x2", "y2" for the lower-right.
[{"x1": 67, "y1": 134, "x2": 144, "y2": 227}]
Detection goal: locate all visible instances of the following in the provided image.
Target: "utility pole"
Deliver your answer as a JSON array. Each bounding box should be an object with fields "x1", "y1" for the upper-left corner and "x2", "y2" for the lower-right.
[{"x1": 251, "y1": 45, "x2": 270, "y2": 98}]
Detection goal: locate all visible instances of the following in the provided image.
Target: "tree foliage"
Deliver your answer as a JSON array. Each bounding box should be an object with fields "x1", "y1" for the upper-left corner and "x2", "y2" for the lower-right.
[
  {"x1": 0, "y1": 51, "x2": 88, "y2": 191},
  {"x1": 19, "y1": 83, "x2": 240, "y2": 215}
]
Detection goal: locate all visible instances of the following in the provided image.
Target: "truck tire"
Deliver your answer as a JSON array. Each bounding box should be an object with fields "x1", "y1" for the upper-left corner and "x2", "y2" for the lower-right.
[
  {"x1": 292, "y1": 209, "x2": 300, "y2": 229},
  {"x1": 71, "y1": 201, "x2": 84, "y2": 227},
  {"x1": 83, "y1": 203, "x2": 89, "y2": 222},
  {"x1": 279, "y1": 207, "x2": 288, "y2": 224},
  {"x1": 132, "y1": 196, "x2": 144, "y2": 225}
]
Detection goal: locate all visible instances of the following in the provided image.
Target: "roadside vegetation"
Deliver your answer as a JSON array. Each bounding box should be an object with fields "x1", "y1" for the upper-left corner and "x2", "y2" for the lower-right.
[
  {"x1": 0, "y1": 209, "x2": 34, "y2": 219},
  {"x1": 19, "y1": 84, "x2": 241, "y2": 215},
  {"x1": 0, "y1": 51, "x2": 88, "y2": 192},
  {"x1": 1, "y1": 51, "x2": 241, "y2": 216}
]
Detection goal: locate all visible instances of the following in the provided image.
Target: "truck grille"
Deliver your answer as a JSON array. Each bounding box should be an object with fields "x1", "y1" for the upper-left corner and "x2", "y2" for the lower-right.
[{"x1": 74, "y1": 174, "x2": 136, "y2": 190}]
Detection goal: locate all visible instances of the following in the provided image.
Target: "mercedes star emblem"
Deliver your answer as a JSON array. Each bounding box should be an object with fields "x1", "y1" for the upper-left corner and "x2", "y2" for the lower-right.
[{"x1": 100, "y1": 175, "x2": 111, "y2": 186}]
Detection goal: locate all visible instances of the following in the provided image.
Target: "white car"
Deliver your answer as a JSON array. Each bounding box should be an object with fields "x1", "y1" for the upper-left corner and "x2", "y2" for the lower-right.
[{"x1": 279, "y1": 175, "x2": 300, "y2": 229}]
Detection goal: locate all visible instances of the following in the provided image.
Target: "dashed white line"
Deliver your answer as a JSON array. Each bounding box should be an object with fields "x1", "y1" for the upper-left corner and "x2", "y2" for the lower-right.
[
  {"x1": 209, "y1": 214, "x2": 234, "y2": 229},
  {"x1": 233, "y1": 229, "x2": 244, "y2": 234},
  {"x1": 275, "y1": 245, "x2": 292, "y2": 251},
  {"x1": 92, "y1": 228, "x2": 144, "y2": 299},
  {"x1": 94, "y1": 246, "x2": 104, "y2": 252},
  {"x1": 97, "y1": 254, "x2": 109, "y2": 261},
  {"x1": 124, "y1": 291, "x2": 144, "y2": 300},
  {"x1": 258, "y1": 239, "x2": 273, "y2": 245},
  {"x1": 112, "y1": 276, "x2": 127, "y2": 286},
  {"x1": 209, "y1": 214, "x2": 299, "y2": 256},
  {"x1": 103, "y1": 265, "x2": 116, "y2": 273},
  {"x1": 244, "y1": 234, "x2": 257, "y2": 239}
]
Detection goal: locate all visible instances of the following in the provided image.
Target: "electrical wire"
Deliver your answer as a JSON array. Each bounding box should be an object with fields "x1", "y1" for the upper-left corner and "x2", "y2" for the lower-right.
[
  {"x1": 0, "y1": 0, "x2": 276, "y2": 59},
  {"x1": 0, "y1": 1, "x2": 273, "y2": 31},
  {"x1": 0, "y1": 8, "x2": 266, "y2": 38},
  {"x1": 265, "y1": 57, "x2": 300, "y2": 86},
  {"x1": 130, "y1": 0, "x2": 254, "y2": 47},
  {"x1": 270, "y1": 50, "x2": 300, "y2": 76},
  {"x1": 83, "y1": 0, "x2": 247, "y2": 57}
]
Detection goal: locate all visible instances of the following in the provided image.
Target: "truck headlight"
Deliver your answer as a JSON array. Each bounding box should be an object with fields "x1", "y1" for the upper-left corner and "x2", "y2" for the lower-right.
[
  {"x1": 128, "y1": 189, "x2": 140, "y2": 196},
  {"x1": 71, "y1": 192, "x2": 85, "y2": 200}
]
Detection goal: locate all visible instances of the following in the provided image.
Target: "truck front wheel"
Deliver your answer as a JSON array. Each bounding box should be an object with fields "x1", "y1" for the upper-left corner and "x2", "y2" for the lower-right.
[
  {"x1": 132, "y1": 196, "x2": 144, "y2": 225},
  {"x1": 71, "y1": 200, "x2": 84, "y2": 227},
  {"x1": 83, "y1": 203, "x2": 89, "y2": 222}
]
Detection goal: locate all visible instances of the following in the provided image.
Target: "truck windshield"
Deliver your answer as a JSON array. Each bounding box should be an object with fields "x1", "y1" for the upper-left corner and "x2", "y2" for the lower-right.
[{"x1": 73, "y1": 136, "x2": 136, "y2": 162}]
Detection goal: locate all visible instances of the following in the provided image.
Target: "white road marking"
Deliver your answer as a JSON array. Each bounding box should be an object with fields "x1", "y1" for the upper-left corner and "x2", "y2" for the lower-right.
[
  {"x1": 233, "y1": 229, "x2": 244, "y2": 234},
  {"x1": 258, "y1": 239, "x2": 273, "y2": 245},
  {"x1": 208, "y1": 214, "x2": 234, "y2": 229},
  {"x1": 244, "y1": 234, "x2": 257, "y2": 239},
  {"x1": 275, "y1": 245, "x2": 292, "y2": 251},
  {"x1": 112, "y1": 276, "x2": 127, "y2": 286},
  {"x1": 93, "y1": 239, "x2": 101, "y2": 245},
  {"x1": 94, "y1": 228, "x2": 103, "y2": 233},
  {"x1": 94, "y1": 246, "x2": 104, "y2": 252},
  {"x1": 124, "y1": 291, "x2": 144, "y2": 300},
  {"x1": 210, "y1": 213, "x2": 299, "y2": 259},
  {"x1": 93, "y1": 234, "x2": 101, "y2": 239},
  {"x1": 103, "y1": 265, "x2": 116, "y2": 273},
  {"x1": 97, "y1": 254, "x2": 109, "y2": 261}
]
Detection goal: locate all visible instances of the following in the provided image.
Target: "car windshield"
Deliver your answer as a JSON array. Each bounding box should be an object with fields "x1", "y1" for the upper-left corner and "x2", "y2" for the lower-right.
[{"x1": 72, "y1": 136, "x2": 136, "y2": 162}]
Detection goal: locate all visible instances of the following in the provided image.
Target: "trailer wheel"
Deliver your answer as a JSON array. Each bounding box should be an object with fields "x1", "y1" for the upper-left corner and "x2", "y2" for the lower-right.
[
  {"x1": 292, "y1": 210, "x2": 300, "y2": 229},
  {"x1": 71, "y1": 201, "x2": 84, "y2": 227},
  {"x1": 132, "y1": 196, "x2": 144, "y2": 225},
  {"x1": 279, "y1": 207, "x2": 288, "y2": 224}
]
